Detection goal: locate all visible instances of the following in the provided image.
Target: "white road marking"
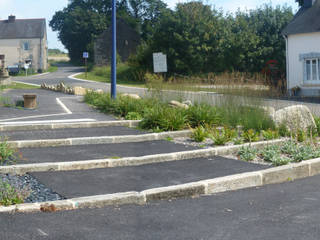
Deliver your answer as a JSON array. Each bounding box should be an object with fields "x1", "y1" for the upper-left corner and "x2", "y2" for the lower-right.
[
  {"x1": 0, "y1": 113, "x2": 69, "y2": 122},
  {"x1": 56, "y1": 97, "x2": 72, "y2": 114},
  {"x1": 0, "y1": 118, "x2": 96, "y2": 125},
  {"x1": 37, "y1": 228, "x2": 49, "y2": 236}
]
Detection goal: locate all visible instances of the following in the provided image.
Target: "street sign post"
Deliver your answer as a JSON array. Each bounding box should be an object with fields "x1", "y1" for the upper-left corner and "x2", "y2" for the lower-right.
[
  {"x1": 83, "y1": 52, "x2": 89, "y2": 78},
  {"x1": 111, "y1": 0, "x2": 117, "y2": 99}
]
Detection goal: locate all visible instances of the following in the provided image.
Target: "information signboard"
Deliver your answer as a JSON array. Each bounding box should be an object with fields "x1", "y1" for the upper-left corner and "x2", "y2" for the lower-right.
[
  {"x1": 83, "y1": 52, "x2": 89, "y2": 59},
  {"x1": 153, "y1": 52, "x2": 167, "y2": 73}
]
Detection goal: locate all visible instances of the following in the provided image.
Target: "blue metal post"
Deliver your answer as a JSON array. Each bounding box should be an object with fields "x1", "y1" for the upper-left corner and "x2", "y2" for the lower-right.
[{"x1": 111, "y1": 0, "x2": 117, "y2": 99}]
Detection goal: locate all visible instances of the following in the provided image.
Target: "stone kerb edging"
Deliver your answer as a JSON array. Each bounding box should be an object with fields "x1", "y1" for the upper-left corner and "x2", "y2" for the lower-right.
[
  {"x1": 8, "y1": 130, "x2": 192, "y2": 148},
  {"x1": 0, "y1": 120, "x2": 141, "y2": 131},
  {"x1": 2, "y1": 156, "x2": 320, "y2": 214},
  {"x1": 0, "y1": 139, "x2": 285, "y2": 174}
]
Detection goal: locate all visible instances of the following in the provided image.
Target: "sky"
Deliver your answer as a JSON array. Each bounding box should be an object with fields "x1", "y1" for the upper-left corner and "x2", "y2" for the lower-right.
[{"x1": 0, "y1": 0, "x2": 299, "y2": 51}]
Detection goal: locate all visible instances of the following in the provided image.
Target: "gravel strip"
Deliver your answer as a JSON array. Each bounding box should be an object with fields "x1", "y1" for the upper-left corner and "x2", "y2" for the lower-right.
[{"x1": 0, "y1": 173, "x2": 64, "y2": 203}]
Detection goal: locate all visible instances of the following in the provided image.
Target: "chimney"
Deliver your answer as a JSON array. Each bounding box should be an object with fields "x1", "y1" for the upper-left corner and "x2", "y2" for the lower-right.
[{"x1": 8, "y1": 15, "x2": 16, "y2": 23}]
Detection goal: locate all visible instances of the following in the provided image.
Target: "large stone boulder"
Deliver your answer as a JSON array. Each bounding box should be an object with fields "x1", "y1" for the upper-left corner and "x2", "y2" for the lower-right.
[
  {"x1": 121, "y1": 93, "x2": 141, "y2": 99},
  {"x1": 169, "y1": 100, "x2": 189, "y2": 109},
  {"x1": 74, "y1": 86, "x2": 87, "y2": 96},
  {"x1": 273, "y1": 105, "x2": 316, "y2": 132}
]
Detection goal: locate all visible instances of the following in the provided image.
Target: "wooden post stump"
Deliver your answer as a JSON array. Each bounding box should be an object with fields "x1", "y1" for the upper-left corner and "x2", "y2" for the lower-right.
[{"x1": 23, "y1": 94, "x2": 37, "y2": 109}]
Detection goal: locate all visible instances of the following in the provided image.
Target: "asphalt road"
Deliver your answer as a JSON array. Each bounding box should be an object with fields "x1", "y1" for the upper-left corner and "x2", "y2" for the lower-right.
[
  {"x1": 31, "y1": 156, "x2": 267, "y2": 197},
  {"x1": 2, "y1": 174, "x2": 320, "y2": 240},
  {"x1": 0, "y1": 89, "x2": 115, "y2": 122}
]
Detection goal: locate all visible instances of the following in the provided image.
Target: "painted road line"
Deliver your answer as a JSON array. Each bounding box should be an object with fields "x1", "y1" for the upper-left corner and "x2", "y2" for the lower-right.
[{"x1": 56, "y1": 98, "x2": 72, "y2": 114}]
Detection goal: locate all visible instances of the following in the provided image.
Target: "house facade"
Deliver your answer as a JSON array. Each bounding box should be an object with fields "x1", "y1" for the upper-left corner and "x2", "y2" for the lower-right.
[
  {"x1": 0, "y1": 16, "x2": 48, "y2": 72},
  {"x1": 283, "y1": 0, "x2": 320, "y2": 96}
]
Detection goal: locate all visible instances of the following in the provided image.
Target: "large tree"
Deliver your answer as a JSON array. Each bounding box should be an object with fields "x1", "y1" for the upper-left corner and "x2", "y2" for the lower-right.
[{"x1": 50, "y1": 0, "x2": 166, "y2": 62}]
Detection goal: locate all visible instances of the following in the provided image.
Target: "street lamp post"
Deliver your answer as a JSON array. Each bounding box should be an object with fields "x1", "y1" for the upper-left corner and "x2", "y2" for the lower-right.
[{"x1": 111, "y1": 0, "x2": 117, "y2": 99}]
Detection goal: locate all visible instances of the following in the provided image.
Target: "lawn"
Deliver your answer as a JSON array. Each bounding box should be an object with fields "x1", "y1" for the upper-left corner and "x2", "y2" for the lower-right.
[{"x1": 0, "y1": 82, "x2": 39, "y2": 91}]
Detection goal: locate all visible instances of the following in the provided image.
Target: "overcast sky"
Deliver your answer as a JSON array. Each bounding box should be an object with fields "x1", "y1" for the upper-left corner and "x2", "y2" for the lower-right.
[{"x1": 0, "y1": 0, "x2": 298, "y2": 51}]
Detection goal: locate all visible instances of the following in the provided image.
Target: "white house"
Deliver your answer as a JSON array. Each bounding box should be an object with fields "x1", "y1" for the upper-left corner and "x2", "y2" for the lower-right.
[
  {"x1": 0, "y1": 15, "x2": 48, "y2": 72},
  {"x1": 283, "y1": 0, "x2": 320, "y2": 96}
]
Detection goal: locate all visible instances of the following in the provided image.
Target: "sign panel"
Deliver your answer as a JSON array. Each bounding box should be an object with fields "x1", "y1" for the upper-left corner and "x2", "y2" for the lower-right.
[
  {"x1": 153, "y1": 52, "x2": 167, "y2": 73},
  {"x1": 83, "y1": 52, "x2": 89, "y2": 59}
]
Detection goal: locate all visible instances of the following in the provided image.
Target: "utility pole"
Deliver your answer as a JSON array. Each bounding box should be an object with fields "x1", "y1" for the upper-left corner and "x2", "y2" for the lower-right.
[{"x1": 111, "y1": 0, "x2": 117, "y2": 99}]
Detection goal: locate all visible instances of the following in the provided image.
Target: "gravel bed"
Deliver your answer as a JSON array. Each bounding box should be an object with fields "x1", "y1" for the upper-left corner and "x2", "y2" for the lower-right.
[{"x1": 0, "y1": 173, "x2": 64, "y2": 203}]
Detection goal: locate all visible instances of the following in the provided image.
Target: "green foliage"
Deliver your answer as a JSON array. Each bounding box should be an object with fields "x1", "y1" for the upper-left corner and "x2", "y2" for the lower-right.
[
  {"x1": 291, "y1": 145, "x2": 314, "y2": 162},
  {"x1": 278, "y1": 123, "x2": 290, "y2": 137},
  {"x1": 191, "y1": 126, "x2": 208, "y2": 142},
  {"x1": 125, "y1": 112, "x2": 142, "y2": 120},
  {"x1": 219, "y1": 104, "x2": 275, "y2": 132},
  {"x1": 271, "y1": 156, "x2": 291, "y2": 166},
  {"x1": 262, "y1": 129, "x2": 279, "y2": 140},
  {"x1": 296, "y1": 130, "x2": 306, "y2": 143},
  {"x1": 260, "y1": 145, "x2": 281, "y2": 162},
  {"x1": 130, "y1": 2, "x2": 293, "y2": 75},
  {"x1": 186, "y1": 104, "x2": 221, "y2": 128},
  {"x1": 0, "y1": 181, "x2": 30, "y2": 206},
  {"x1": 241, "y1": 129, "x2": 260, "y2": 142},
  {"x1": 233, "y1": 137, "x2": 244, "y2": 145},
  {"x1": 140, "y1": 106, "x2": 187, "y2": 131},
  {"x1": 0, "y1": 138, "x2": 18, "y2": 165},
  {"x1": 280, "y1": 140, "x2": 297, "y2": 155},
  {"x1": 50, "y1": 0, "x2": 165, "y2": 62},
  {"x1": 209, "y1": 128, "x2": 235, "y2": 146},
  {"x1": 238, "y1": 146, "x2": 257, "y2": 162},
  {"x1": 314, "y1": 116, "x2": 320, "y2": 136}
]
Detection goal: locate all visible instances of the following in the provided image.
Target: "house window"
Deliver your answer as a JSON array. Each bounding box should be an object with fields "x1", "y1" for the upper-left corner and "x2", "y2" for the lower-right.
[
  {"x1": 305, "y1": 58, "x2": 320, "y2": 82},
  {"x1": 23, "y1": 42, "x2": 29, "y2": 51}
]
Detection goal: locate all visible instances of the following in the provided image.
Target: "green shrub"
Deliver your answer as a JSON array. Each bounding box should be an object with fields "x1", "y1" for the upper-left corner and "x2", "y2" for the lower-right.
[
  {"x1": 192, "y1": 126, "x2": 208, "y2": 142},
  {"x1": 209, "y1": 127, "x2": 235, "y2": 146},
  {"x1": 291, "y1": 145, "x2": 314, "y2": 162},
  {"x1": 262, "y1": 129, "x2": 279, "y2": 140},
  {"x1": 238, "y1": 146, "x2": 257, "y2": 161},
  {"x1": 186, "y1": 104, "x2": 221, "y2": 128},
  {"x1": 233, "y1": 137, "x2": 244, "y2": 145},
  {"x1": 0, "y1": 138, "x2": 18, "y2": 165},
  {"x1": 278, "y1": 123, "x2": 290, "y2": 137},
  {"x1": 260, "y1": 145, "x2": 280, "y2": 162},
  {"x1": 281, "y1": 140, "x2": 297, "y2": 155},
  {"x1": 314, "y1": 116, "x2": 320, "y2": 135},
  {"x1": 140, "y1": 106, "x2": 187, "y2": 131},
  {"x1": 0, "y1": 181, "x2": 30, "y2": 206},
  {"x1": 241, "y1": 129, "x2": 260, "y2": 142},
  {"x1": 125, "y1": 112, "x2": 142, "y2": 120},
  {"x1": 271, "y1": 156, "x2": 291, "y2": 166},
  {"x1": 296, "y1": 130, "x2": 306, "y2": 143}
]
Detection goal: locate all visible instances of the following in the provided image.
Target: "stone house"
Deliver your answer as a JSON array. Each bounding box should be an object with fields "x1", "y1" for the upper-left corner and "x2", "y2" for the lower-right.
[
  {"x1": 283, "y1": 0, "x2": 320, "y2": 96},
  {"x1": 0, "y1": 15, "x2": 48, "y2": 72},
  {"x1": 94, "y1": 19, "x2": 140, "y2": 66}
]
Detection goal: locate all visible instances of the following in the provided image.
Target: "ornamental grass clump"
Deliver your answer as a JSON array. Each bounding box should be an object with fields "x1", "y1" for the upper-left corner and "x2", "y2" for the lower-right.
[{"x1": 0, "y1": 180, "x2": 30, "y2": 206}]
